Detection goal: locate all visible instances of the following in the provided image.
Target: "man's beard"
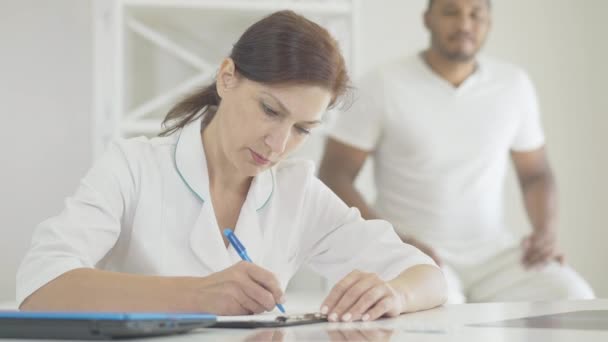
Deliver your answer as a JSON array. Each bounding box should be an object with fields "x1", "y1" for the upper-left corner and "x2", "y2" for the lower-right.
[
  {"x1": 432, "y1": 35, "x2": 481, "y2": 62},
  {"x1": 438, "y1": 46, "x2": 477, "y2": 62}
]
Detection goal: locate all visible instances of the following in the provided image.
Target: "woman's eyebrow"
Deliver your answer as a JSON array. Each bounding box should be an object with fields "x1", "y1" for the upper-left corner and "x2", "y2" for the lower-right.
[
  {"x1": 261, "y1": 91, "x2": 322, "y2": 125},
  {"x1": 261, "y1": 91, "x2": 291, "y2": 115}
]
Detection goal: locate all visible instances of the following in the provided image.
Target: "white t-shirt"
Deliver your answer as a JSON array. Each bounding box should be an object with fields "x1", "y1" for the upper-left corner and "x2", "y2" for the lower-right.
[
  {"x1": 16, "y1": 115, "x2": 435, "y2": 306},
  {"x1": 329, "y1": 54, "x2": 545, "y2": 263}
]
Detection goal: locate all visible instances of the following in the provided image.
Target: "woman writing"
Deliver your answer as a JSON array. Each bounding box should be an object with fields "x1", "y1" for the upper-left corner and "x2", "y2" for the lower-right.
[{"x1": 17, "y1": 10, "x2": 446, "y2": 322}]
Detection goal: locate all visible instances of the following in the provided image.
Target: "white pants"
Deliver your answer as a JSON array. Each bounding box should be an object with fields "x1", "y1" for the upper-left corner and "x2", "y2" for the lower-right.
[{"x1": 442, "y1": 247, "x2": 595, "y2": 304}]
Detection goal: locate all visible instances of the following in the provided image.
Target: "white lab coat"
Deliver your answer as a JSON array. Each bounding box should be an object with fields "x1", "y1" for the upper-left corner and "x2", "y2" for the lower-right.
[{"x1": 16, "y1": 116, "x2": 435, "y2": 306}]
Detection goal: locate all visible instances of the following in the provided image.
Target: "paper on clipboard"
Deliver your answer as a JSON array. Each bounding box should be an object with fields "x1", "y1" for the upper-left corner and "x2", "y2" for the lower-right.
[{"x1": 212, "y1": 312, "x2": 328, "y2": 328}]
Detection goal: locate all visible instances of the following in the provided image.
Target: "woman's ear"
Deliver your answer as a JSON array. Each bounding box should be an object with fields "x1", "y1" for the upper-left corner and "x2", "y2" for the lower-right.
[{"x1": 216, "y1": 57, "x2": 237, "y2": 98}]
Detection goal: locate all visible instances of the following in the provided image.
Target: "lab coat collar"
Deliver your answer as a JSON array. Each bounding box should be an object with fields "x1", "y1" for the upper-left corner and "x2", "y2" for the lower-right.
[
  {"x1": 174, "y1": 115, "x2": 274, "y2": 272},
  {"x1": 173, "y1": 115, "x2": 274, "y2": 210}
]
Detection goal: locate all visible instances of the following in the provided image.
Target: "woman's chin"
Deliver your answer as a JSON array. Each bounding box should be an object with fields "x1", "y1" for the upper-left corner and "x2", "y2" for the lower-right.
[{"x1": 242, "y1": 161, "x2": 271, "y2": 176}]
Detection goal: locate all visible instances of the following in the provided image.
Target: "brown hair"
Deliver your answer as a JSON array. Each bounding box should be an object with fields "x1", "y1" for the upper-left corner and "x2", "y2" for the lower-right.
[{"x1": 159, "y1": 10, "x2": 350, "y2": 136}]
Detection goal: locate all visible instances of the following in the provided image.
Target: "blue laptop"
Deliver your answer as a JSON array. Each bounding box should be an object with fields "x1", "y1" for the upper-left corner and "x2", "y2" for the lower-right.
[{"x1": 0, "y1": 311, "x2": 216, "y2": 340}]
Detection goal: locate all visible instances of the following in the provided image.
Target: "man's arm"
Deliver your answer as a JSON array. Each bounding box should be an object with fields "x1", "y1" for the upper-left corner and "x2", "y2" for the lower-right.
[
  {"x1": 318, "y1": 138, "x2": 379, "y2": 220},
  {"x1": 511, "y1": 146, "x2": 562, "y2": 267},
  {"x1": 319, "y1": 138, "x2": 443, "y2": 265}
]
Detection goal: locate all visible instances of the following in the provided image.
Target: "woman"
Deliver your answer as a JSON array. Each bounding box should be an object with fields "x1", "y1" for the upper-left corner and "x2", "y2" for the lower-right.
[{"x1": 17, "y1": 10, "x2": 446, "y2": 322}]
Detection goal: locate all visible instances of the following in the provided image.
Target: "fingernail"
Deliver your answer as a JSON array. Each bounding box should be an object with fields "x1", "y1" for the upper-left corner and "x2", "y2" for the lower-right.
[
  {"x1": 329, "y1": 313, "x2": 338, "y2": 322},
  {"x1": 342, "y1": 313, "x2": 351, "y2": 322},
  {"x1": 362, "y1": 314, "x2": 370, "y2": 321},
  {"x1": 320, "y1": 306, "x2": 328, "y2": 314}
]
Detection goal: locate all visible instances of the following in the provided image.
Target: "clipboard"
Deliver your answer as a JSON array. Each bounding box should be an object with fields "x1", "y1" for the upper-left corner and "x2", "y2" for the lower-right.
[{"x1": 212, "y1": 312, "x2": 327, "y2": 329}]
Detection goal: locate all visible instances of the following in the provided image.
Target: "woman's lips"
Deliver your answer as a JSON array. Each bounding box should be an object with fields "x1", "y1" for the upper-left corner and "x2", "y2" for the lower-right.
[{"x1": 249, "y1": 149, "x2": 270, "y2": 166}]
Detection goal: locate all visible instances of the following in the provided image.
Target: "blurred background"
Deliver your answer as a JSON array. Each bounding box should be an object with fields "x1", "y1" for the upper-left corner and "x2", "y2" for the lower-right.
[{"x1": 1, "y1": 0, "x2": 606, "y2": 302}]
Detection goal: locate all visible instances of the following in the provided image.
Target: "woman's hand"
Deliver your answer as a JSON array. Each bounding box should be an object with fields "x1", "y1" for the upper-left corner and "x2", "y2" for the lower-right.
[
  {"x1": 320, "y1": 270, "x2": 406, "y2": 322},
  {"x1": 193, "y1": 261, "x2": 284, "y2": 315}
]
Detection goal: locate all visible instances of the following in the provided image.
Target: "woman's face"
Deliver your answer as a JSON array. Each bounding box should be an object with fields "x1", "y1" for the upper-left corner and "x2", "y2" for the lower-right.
[{"x1": 214, "y1": 58, "x2": 332, "y2": 177}]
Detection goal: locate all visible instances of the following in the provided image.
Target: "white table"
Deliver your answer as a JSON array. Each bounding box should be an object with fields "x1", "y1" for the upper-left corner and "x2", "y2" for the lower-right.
[{"x1": 2, "y1": 294, "x2": 608, "y2": 341}]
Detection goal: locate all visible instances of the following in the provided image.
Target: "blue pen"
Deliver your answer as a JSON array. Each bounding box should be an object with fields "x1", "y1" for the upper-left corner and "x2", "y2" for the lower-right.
[{"x1": 223, "y1": 228, "x2": 286, "y2": 313}]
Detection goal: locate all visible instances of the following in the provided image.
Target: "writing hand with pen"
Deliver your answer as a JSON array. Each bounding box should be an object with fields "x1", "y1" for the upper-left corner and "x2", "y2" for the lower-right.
[
  {"x1": 192, "y1": 259, "x2": 285, "y2": 316},
  {"x1": 187, "y1": 229, "x2": 285, "y2": 316},
  {"x1": 203, "y1": 229, "x2": 410, "y2": 321}
]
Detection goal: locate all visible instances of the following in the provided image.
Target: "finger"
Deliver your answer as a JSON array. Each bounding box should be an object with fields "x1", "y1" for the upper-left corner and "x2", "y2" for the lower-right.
[
  {"x1": 521, "y1": 244, "x2": 532, "y2": 262},
  {"x1": 227, "y1": 282, "x2": 265, "y2": 314},
  {"x1": 522, "y1": 241, "x2": 553, "y2": 266},
  {"x1": 222, "y1": 290, "x2": 251, "y2": 315},
  {"x1": 523, "y1": 247, "x2": 548, "y2": 267},
  {"x1": 240, "y1": 277, "x2": 279, "y2": 312},
  {"x1": 364, "y1": 296, "x2": 397, "y2": 321},
  {"x1": 331, "y1": 274, "x2": 381, "y2": 322},
  {"x1": 242, "y1": 262, "x2": 284, "y2": 304},
  {"x1": 522, "y1": 243, "x2": 541, "y2": 264},
  {"x1": 525, "y1": 247, "x2": 555, "y2": 268},
  {"x1": 347, "y1": 283, "x2": 389, "y2": 322},
  {"x1": 321, "y1": 270, "x2": 364, "y2": 319},
  {"x1": 527, "y1": 239, "x2": 556, "y2": 262},
  {"x1": 522, "y1": 247, "x2": 539, "y2": 268}
]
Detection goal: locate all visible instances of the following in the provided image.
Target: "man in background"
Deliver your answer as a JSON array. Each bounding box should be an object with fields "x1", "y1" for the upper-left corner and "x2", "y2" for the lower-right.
[{"x1": 319, "y1": 0, "x2": 593, "y2": 302}]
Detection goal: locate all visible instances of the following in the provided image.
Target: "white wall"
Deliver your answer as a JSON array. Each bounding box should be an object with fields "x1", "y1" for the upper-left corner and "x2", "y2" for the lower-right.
[
  {"x1": 487, "y1": 0, "x2": 608, "y2": 299},
  {"x1": 0, "y1": 0, "x2": 92, "y2": 301},
  {"x1": 0, "y1": 0, "x2": 606, "y2": 301}
]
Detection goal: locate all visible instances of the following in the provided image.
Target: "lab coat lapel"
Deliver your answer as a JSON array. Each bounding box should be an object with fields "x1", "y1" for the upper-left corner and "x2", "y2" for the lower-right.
[
  {"x1": 189, "y1": 202, "x2": 232, "y2": 272},
  {"x1": 174, "y1": 115, "x2": 276, "y2": 271},
  {"x1": 230, "y1": 166, "x2": 275, "y2": 265},
  {"x1": 174, "y1": 116, "x2": 231, "y2": 272}
]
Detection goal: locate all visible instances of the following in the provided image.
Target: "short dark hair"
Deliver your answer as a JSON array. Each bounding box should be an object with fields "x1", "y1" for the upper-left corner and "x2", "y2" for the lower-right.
[{"x1": 427, "y1": 0, "x2": 491, "y2": 10}]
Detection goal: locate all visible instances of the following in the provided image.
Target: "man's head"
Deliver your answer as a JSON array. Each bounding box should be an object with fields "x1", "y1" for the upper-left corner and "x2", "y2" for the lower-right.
[{"x1": 424, "y1": 0, "x2": 491, "y2": 62}]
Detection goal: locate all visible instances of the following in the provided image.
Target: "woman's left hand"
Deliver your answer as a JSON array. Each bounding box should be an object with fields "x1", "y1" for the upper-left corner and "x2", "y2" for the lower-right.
[{"x1": 320, "y1": 270, "x2": 406, "y2": 322}]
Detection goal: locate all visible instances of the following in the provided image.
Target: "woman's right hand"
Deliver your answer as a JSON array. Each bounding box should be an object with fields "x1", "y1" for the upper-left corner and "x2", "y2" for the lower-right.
[{"x1": 192, "y1": 261, "x2": 285, "y2": 315}]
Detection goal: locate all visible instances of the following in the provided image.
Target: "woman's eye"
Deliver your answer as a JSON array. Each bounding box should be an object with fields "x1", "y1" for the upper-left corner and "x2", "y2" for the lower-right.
[
  {"x1": 262, "y1": 103, "x2": 278, "y2": 116},
  {"x1": 295, "y1": 126, "x2": 311, "y2": 135}
]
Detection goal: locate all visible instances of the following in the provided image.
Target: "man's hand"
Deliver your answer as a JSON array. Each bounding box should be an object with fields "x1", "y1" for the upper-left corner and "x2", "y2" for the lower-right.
[{"x1": 521, "y1": 229, "x2": 564, "y2": 269}]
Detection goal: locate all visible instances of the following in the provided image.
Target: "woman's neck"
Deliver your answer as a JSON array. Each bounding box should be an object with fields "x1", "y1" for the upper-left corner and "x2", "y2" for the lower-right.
[{"x1": 201, "y1": 112, "x2": 251, "y2": 196}]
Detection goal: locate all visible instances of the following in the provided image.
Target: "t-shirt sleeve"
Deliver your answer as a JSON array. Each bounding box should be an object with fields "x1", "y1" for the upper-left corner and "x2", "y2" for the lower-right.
[
  {"x1": 328, "y1": 71, "x2": 387, "y2": 151},
  {"x1": 15, "y1": 140, "x2": 137, "y2": 306},
  {"x1": 299, "y1": 176, "x2": 437, "y2": 287},
  {"x1": 511, "y1": 71, "x2": 546, "y2": 151}
]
